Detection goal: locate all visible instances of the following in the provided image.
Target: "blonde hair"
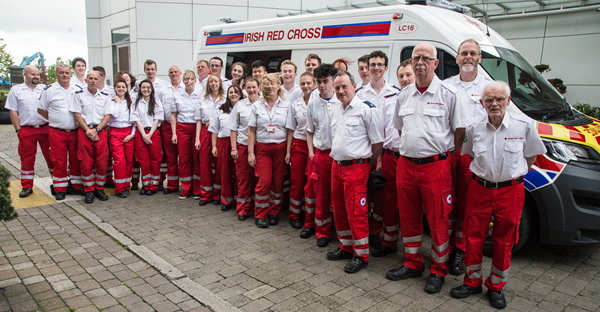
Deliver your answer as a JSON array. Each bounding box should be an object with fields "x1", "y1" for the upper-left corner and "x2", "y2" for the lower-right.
[
  {"x1": 182, "y1": 69, "x2": 196, "y2": 81},
  {"x1": 260, "y1": 73, "x2": 285, "y2": 101},
  {"x1": 204, "y1": 74, "x2": 225, "y2": 101}
]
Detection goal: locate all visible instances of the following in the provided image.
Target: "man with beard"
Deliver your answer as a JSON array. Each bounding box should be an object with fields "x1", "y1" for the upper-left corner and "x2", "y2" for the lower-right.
[{"x1": 444, "y1": 39, "x2": 493, "y2": 276}]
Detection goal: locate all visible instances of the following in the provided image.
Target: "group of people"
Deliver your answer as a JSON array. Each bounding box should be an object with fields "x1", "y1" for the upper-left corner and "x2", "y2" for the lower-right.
[{"x1": 6, "y1": 39, "x2": 547, "y2": 309}]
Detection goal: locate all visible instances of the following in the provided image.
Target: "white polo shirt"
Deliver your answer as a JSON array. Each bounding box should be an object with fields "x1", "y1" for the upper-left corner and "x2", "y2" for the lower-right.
[
  {"x1": 283, "y1": 84, "x2": 302, "y2": 104},
  {"x1": 462, "y1": 112, "x2": 546, "y2": 182},
  {"x1": 249, "y1": 97, "x2": 289, "y2": 144},
  {"x1": 444, "y1": 72, "x2": 493, "y2": 124},
  {"x1": 306, "y1": 95, "x2": 340, "y2": 151},
  {"x1": 173, "y1": 88, "x2": 202, "y2": 124},
  {"x1": 68, "y1": 88, "x2": 108, "y2": 126},
  {"x1": 228, "y1": 97, "x2": 255, "y2": 145},
  {"x1": 195, "y1": 77, "x2": 208, "y2": 95},
  {"x1": 100, "y1": 85, "x2": 116, "y2": 98},
  {"x1": 330, "y1": 96, "x2": 384, "y2": 161},
  {"x1": 130, "y1": 98, "x2": 164, "y2": 128},
  {"x1": 6, "y1": 83, "x2": 47, "y2": 126},
  {"x1": 105, "y1": 99, "x2": 135, "y2": 130},
  {"x1": 356, "y1": 82, "x2": 401, "y2": 150},
  {"x1": 285, "y1": 97, "x2": 309, "y2": 141},
  {"x1": 135, "y1": 78, "x2": 170, "y2": 103},
  {"x1": 195, "y1": 95, "x2": 226, "y2": 124},
  {"x1": 70, "y1": 76, "x2": 86, "y2": 91},
  {"x1": 38, "y1": 83, "x2": 77, "y2": 129},
  {"x1": 393, "y1": 76, "x2": 467, "y2": 158},
  {"x1": 162, "y1": 81, "x2": 185, "y2": 123},
  {"x1": 208, "y1": 108, "x2": 232, "y2": 138},
  {"x1": 309, "y1": 88, "x2": 319, "y2": 101}
]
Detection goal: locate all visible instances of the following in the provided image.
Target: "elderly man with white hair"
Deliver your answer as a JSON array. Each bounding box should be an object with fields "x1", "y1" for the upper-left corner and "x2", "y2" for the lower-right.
[{"x1": 450, "y1": 81, "x2": 546, "y2": 309}]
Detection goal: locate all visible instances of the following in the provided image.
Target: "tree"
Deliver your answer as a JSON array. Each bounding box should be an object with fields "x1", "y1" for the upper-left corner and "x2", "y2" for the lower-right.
[
  {"x1": 0, "y1": 38, "x2": 15, "y2": 81},
  {"x1": 0, "y1": 164, "x2": 17, "y2": 221},
  {"x1": 46, "y1": 57, "x2": 72, "y2": 84}
]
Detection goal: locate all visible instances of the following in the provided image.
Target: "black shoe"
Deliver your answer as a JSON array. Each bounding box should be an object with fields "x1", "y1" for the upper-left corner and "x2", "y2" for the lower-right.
[
  {"x1": 212, "y1": 199, "x2": 220, "y2": 205},
  {"x1": 125, "y1": 189, "x2": 130, "y2": 195},
  {"x1": 193, "y1": 194, "x2": 201, "y2": 200},
  {"x1": 178, "y1": 193, "x2": 188, "y2": 199},
  {"x1": 448, "y1": 250, "x2": 466, "y2": 276},
  {"x1": 238, "y1": 214, "x2": 247, "y2": 221},
  {"x1": 163, "y1": 188, "x2": 175, "y2": 194},
  {"x1": 19, "y1": 188, "x2": 33, "y2": 198},
  {"x1": 370, "y1": 234, "x2": 383, "y2": 250},
  {"x1": 130, "y1": 184, "x2": 139, "y2": 191},
  {"x1": 95, "y1": 190, "x2": 109, "y2": 201},
  {"x1": 317, "y1": 237, "x2": 330, "y2": 247},
  {"x1": 105, "y1": 182, "x2": 115, "y2": 188},
  {"x1": 55, "y1": 192, "x2": 66, "y2": 200},
  {"x1": 84, "y1": 191, "x2": 95, "y2": 204},
  {"x1": 289, "y1": 219, "x2": 302, "y2": 229},
  {"x1": 344, "y1": 256, "x2": 368, "y2": 274},
  {"x1": 116, "y1": 191, "x2": 128, "y2": 198},
  {"x1": 74, "y1": 189, "x2": 86, "y2": 196},
  {"x1": 385, "y1": 265, "x2": 423, "y2": 281},
  {"x1": 199, "y1": 200, "x2": 209, "y2": 206},
  {"x1": 140, "y1": 188, "x2": 147, "y2": 195},
  {"x1": 424, "y1": 274, "x2": 445, "y2": 294},
  {"x1": 300, "y1": 227, "x2": 314, "y2": 239},
  {"x1": 450, "y1": 284, "x2": 482, "y2": 299},
  {"x1": 487, "y1": 290, "x2": 506, "y2": 309},
  {"x1": 221, "y1": 204, "x2": 231, "y2": 211},
  {"x1": 255, "y1": 218, "x2": 268, "y2": 228},
  {"x1": 371, "y1": 246, "x2": 398, "y2": 258},
  {"x1": 326, "y1": 248, "x2": 353, "y2": 261},
  {"x1": 157, "y1": 184, "x2": 164, "y2": 192},
  {"x1": 268, "y1": 215, "x2": 279, "y2": 225},
  {"x1": 145, "y1": 190, "x2": 156, "y2": 196}
]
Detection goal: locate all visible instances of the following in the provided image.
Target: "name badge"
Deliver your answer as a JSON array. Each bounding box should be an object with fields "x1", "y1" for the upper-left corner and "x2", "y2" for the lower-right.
[{"x1": 267, "y1": 125, "x2": 275, "y2": 132}]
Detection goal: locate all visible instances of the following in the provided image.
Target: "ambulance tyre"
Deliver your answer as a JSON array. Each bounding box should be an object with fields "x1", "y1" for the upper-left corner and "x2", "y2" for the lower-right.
[{"x1": 483, "y1": 201, "x2": 534, "y2": 258}]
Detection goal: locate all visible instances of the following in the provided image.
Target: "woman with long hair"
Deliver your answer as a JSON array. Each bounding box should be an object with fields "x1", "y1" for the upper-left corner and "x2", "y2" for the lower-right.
[
  {"x1": 116, "y1": 70, "x2": 140, "y2": 189},
  {"x1": 195, "y1": 74, "x2": 226, "y2": 206},
  {"x1": 247, "y1": 73, "x2": 290, "y2": 228},
  {"x1": 130, "y1": 79, "x2": 164, "y2": 196},
  {"x1": 229, "y1": 77, "x2": 260, "y2": 221},
  {"x1": 231, "y1": 62, "x2": 247, "y2": 89},
  {"x1": 210, "y1": 85, "x2": 244, "y2": 211},
  {"x1": 172, "y1": 70, "x2": 202, "y2": 199},
  {"x1": 105, "y1": 79, "x2": 136, "y2": 198}
]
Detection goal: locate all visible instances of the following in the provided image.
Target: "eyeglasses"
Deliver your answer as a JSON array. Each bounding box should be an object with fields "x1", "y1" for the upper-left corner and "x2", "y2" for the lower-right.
[
  {"x1": 483, "y1": 97, "x2": 508, "y2": 104},
  {"x1": 459, "y1": 51, "x2": 480, "y2": 57},
  {"x1": 412, "y1": 55, "x2": 436, "y2": 62},
  {"x1": 369, "y1": 63, "x2": 386, "y2": 68}
]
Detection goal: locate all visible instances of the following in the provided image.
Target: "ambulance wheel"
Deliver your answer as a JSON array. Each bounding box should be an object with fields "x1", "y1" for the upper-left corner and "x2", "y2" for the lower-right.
[{"x1": 483, "y1": 202, "x2": 532, "y2": 258}]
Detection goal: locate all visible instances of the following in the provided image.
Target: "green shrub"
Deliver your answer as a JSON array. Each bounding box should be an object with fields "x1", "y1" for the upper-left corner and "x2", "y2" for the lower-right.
[
  {"x1": 0, "y1": 164, "x2": 17, "y2": 221},
  {"x1": 574, "y1": 103, "x2": 600, "y2": 120}
]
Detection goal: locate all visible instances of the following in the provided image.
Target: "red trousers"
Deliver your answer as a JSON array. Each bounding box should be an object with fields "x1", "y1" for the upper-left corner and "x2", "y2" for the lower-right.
[
  {"x1": 216, "y1": 137, "x2": 235, "y2": 205},
  {"x1": 49, "y1": 128, "x2": 81, "y2": 193},
  {"x1": 106, "y1": 129, "x2": 113, "y2": 185},
  {"x1": 289, "y1": 138, "x2": 308, "y2": 220},
  {"x1": 254, "y1": 142, "x2": 286, "y2": 219},
  {"x1": 396, "y1": 156, "x2": 452, "y2": 277},
  {"x1": 177, "y1": 123, "x2": 201, "y2": 197},
  {"x1": 332, "y1": 162, "x2": 370, "y2": 262},
  {"x1": 18, "y1": 126, "x2": 53, "y2": 189},
  {"x1": 161, "y1": 123, "x2": 179, "y2": 191},
  {"x1": 303, "y1": 158, "x2": 316, "y2": 229},
  {"x1": 464, "y1": 179, "x2": 524, "y2": 291},
  {"x1": 78, "y1": 128, "x2": 107, "y2": 192},
  {"x1": 380, "y1": 152, "x2": 400, "y2": 248},
  {"x1": 109, "y1": 127, "x2": 134, "y2": 194},
  {"x1": 200, "y1": 124, "x2": 218, "y2": 201},
  {"x1": 134, "y1": 129, "x2": 162, "y2": 191},
  {"x1": 132, "y1": 160, "x2": 140, "y2": 185},
  {"x1": 450, "y1": 152, "x2": 472, "y2": 252},
  {"x1": 312, "y1": 149, "x2": 333, "y2": 239},
  {"x1": 235, "y1": 144, "x2": 255, "y2": 216}
]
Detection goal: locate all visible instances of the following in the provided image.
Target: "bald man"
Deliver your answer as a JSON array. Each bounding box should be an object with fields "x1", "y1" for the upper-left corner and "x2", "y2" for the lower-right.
[{"x1": 6, "y1": 65, "x2": 53, "y2": 197}]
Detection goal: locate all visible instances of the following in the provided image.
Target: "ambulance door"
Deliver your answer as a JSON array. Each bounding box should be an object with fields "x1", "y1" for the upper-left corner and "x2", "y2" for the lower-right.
[{"x1": 390, "y1": 41, "x2": 459, "y2": 84}]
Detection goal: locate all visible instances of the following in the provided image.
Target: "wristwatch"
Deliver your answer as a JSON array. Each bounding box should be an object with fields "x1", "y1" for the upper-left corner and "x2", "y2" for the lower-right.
[{"x1": 96, "y1": 127, "x2": 101, "y2": 132}]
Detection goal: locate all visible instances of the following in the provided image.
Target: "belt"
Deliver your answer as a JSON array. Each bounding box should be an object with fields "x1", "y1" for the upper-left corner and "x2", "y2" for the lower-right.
[
  {"x1": 23, "y1": 123, "x2": 48, "y2": 128},
  {"x1": 50, "y1": 126, "x2": 76, "y2": 132},
  {"x1": 403, "y1": 152, "x2": 449, "y2": 165},
  {"x1": 335, "y1": 158, "x2": 370, "y2": 166},
  {"x1": 472, "y1": 174, "x2": 523, "y2": 189},
  {"x1": 383, "y1": 148, "x2": 400, "y2": 158},
  {"x1": 144, "y1": 127, "x2": 152, "y2": 131}
]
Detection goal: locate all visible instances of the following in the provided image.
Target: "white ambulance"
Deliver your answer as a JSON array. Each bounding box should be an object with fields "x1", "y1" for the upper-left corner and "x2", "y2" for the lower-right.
[{"x1": 194, "y1": 2, "x2": 600, "y2": 252}]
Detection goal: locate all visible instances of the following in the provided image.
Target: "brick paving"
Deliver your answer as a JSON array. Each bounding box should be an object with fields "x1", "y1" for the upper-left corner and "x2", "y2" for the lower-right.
[{"x1": 1, "y1": 124, "x2": 600, "y2": 312}]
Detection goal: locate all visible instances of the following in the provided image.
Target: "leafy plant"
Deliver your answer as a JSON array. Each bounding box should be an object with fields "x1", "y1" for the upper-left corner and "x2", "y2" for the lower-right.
[
  {"x1": 573, "y1": 103, "x2": 600, "y2": 120},
  {"x1": 0, "y1": 164, "x2": 18, "y2": 221},
  {"x1": 0, "y1": 38, "x2": 14, "y2": 81}
]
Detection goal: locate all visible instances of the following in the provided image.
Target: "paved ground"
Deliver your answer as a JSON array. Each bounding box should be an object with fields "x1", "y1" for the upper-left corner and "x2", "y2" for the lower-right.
[{"x1": 1, "y1": 124, "x2": 600, "y2": 312}]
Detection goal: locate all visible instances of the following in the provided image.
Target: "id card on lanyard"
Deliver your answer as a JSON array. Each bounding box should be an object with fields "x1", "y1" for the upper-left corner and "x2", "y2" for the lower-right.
[{"x1": 263, "y1": 101, "x2": 279, "y2": 132}]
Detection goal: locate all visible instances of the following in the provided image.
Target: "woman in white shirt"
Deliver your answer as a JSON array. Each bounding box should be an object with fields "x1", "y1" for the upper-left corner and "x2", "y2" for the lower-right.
[
  {"x1": 195, "y1": 75, "x2": 226, "y2": 206},
  {"x1": 172, "y1": 70, "x2": 202, "y2": 199},
  {"x1": 231, "y1": 62, "x2": 247, "y2": 89},
  {"x1": 248, "y1": 73, "x2": 290, "y2": 228},
  {"x1": 130, "y1": 79, "x2": 164, "y2": 196},
  {"x1": 105, "y1": 79, "x2": 136, "y2": 198},
  {"x1": 209, "y1": 85, "x2": 243, "y2": 212}
]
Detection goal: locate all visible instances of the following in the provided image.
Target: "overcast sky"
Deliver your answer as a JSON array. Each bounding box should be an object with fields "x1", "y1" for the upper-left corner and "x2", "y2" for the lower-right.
[{"x1": 0, "y1": 0, "x2": 88, "y2": 67}]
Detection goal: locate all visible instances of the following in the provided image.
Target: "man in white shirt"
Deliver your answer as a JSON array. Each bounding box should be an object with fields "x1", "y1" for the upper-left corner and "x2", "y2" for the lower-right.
[
  {"x1": 305, "y1": 54, "x2": 322, "y2": 100},
  {"x1": 195, "y1": 59, "x2": 210, "y2": 93},
  {"x1": 444, "y1": 39, "x2": 494, "y2": 276},
  {"x1": 281, "y1": 60, "x2": 302, "y2": 103},
  {"x1": 70, "y1": 57, "x2": 87, "y2": 90},
  {"x1": 69, "y1": 71, "x2": 111, "y2": 204},
  {"x1": 6, "y1": 65, "x2": 52, "y2": 197},
  {"x1": 326, "y1": 70, "x2": 384, "y2": 274},
  {"x1": 92, "y1": 66, "x2": 116, "y2": 188},
  {"x1": 251, "y1": 60, "x2": 267, "y2": 83},
  {"x1": 209, "y1": 56, "x2": 231, "y2": 90},
  {"x1": 38, "y1": 63, "x2": 83, "y2": 200},
  {"x1": 450, "y1": 81, "x2": 545, "y2": 309},
  {"x1": 161, "y1": 65, "x2": 184, "y2": 194},
  {"x1": 396, "y1": 59, "x2": 415, "y2": 90},
  {"x1": 386, "y1": 43, "x2": 467, "y2": 294},
  {"x1": 356, "y1": 54, "x2": 371, "y2": 91}
]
